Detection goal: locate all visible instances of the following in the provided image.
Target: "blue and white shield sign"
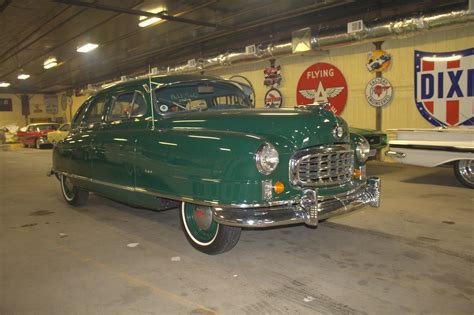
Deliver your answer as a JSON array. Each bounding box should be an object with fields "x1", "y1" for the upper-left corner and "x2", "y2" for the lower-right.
[{"x1": 415, "y1": 48, "x2": 474, "y2": 126}]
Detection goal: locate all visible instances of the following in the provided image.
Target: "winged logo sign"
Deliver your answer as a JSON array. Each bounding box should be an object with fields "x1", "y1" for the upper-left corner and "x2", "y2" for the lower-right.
[
  {"x1": 296, "y1": 63, "x2": 348, "y2": 115},
  {"x1": 415, "y1": 48, "x2": 474, "y2": 126}
]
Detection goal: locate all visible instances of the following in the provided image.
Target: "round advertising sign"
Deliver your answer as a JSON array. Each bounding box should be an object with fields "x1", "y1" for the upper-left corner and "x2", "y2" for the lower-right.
[
  {"x1": 264, "y1": 88, "x2": 283, "y2": 108},
  {"x1": 366, "y1": 50, "x2": 392, "y2": 73},
  {"x1": 296, "y1": 62, "x2": 348, "y2": 115},
  {"x1": 365, "y1": 77, "x2": 393, "y2": 107}
]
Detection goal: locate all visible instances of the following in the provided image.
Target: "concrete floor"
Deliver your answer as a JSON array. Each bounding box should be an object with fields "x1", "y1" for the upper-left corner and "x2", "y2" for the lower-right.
[{"x1": 0, "y1": 145, "x2": 473, "y2": 315}]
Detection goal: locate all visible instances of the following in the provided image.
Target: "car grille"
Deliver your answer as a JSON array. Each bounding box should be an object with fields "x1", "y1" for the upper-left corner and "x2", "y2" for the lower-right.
[{"x1": 290, "y1": 145, "x2": 354, "y2": 187}]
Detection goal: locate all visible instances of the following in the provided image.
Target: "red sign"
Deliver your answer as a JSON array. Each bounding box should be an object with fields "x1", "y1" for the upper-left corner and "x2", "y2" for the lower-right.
[{"x1": 296, "y1": 62, "x2": 348, "y2": 115}]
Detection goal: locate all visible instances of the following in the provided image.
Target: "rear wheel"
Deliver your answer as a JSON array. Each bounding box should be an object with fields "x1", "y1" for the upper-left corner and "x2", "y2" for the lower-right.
[
  {"x1": 454, "y1": 160, "x2": 474, "y2": 189},
  {"x1": 60, "y1": 174, "x2": 89, "y2": 206},
  {"x1": 180, "y1": 202, "x2": 241, "y2": 254}
]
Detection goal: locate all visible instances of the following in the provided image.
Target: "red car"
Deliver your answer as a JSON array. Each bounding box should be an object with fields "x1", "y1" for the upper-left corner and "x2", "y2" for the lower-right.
[{"x1": 17, "y1": 123, "x2": 59, "y2": 149}]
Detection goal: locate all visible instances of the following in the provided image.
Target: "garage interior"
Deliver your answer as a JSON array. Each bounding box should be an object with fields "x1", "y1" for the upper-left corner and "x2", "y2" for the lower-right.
[{"x1": 0, "y1": 0, "x2": 473, "y2": 314}]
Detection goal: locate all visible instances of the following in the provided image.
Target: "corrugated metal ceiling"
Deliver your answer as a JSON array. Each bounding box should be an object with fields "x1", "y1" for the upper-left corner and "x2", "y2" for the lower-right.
[{"x1": 0, "y1": 0, "x2": 468, "y2": 93}]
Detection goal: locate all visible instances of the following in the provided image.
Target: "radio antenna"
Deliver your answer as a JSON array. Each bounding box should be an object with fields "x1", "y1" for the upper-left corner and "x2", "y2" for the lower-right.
[{"x1": 148, "y1": 65, "x2": 155, "y2": 130}]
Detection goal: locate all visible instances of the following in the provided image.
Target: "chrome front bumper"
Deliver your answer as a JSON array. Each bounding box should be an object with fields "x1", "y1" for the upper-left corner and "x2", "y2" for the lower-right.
[{"x1": 213, "y1": 177, "x2": 381, "y2": 228}]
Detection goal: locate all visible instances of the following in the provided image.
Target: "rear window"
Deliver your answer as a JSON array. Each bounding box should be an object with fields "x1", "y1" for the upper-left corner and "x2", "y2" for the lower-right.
[{"x1": 154, "y1": 82, "x2": 250, "y2": 114}]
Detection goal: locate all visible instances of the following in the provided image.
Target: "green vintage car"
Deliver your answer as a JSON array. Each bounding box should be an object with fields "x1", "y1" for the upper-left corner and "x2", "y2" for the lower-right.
[{"x1": 51, "y1": 74, "x2": 381, "y2": 254}]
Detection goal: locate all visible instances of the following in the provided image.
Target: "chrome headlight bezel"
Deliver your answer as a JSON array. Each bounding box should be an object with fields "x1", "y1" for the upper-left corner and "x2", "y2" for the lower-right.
[
  {"x1": 256, "y1": 143, "x2": 279, "y2": 175},
  {"x1": 355, "y1": 137, "x2": 371, "y2": 163},
  {"x1": 332, "y1": 125, "x2": 344, "y2": 139}
]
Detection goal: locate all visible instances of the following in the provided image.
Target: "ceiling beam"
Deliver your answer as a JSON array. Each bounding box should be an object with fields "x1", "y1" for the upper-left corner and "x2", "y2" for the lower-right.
[{"x1": 53, "y1": 0, "x2": 228, "y2": 29}]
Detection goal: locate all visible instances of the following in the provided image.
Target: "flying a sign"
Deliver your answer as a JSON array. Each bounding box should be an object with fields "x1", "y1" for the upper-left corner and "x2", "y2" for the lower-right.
[{"x1": 296, "y1": 62, "x2": 348, "y2": 115}]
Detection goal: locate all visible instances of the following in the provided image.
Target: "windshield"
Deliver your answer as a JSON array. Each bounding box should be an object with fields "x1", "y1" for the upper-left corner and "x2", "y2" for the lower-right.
[
  {"x1": 154, "y1": 82, "x2": 251, "y2": 114},
  {"x1": 35, "y1": 124, "x2": 57, "y2": 131}
]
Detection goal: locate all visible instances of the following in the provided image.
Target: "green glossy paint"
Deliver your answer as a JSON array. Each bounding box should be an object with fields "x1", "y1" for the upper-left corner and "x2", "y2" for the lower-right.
[{"x1": 53, "y1": 74, "x2": 368, "y2": 209}]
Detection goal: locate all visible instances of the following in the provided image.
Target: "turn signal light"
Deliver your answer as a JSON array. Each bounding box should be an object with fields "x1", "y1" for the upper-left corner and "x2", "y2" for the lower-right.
[
  {"x1": 353, "y1": 166, "x2": 366, "y2": 180},
  {"x1": 354, "y1": 169, "x2": 362, "y2": 178},
  {"x1": 274, "y1": 181, "x2": 285, "y2": 194}
]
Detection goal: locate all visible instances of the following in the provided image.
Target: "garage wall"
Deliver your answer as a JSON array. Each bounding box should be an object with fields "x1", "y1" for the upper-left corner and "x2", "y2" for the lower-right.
[
  {"x1": 0, "y1": 92, "x2": 91, "y2": 128},
  {"x1": 207, "y1": 26, "x2": 474, "y2": 130}
]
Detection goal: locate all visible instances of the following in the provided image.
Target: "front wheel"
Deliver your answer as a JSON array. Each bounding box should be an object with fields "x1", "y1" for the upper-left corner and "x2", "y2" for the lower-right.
[
  {"x1": 454, "y1": 160, "x2": 474, "y2": 189},
  {"x1": 180, "y1": 202, "x2": 241, "y2": 255},
  {"x1": 60, "y1": 174, "x2": 89, "y2": 205},
  {"x1": 35, "y1": 139, "x2": 41, "y2": 149}
]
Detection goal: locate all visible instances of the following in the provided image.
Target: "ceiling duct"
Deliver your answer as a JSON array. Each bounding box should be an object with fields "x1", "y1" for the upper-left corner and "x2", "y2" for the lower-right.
[{"x1": 160, "y1": 9, "x2": 474, "y2": 75}]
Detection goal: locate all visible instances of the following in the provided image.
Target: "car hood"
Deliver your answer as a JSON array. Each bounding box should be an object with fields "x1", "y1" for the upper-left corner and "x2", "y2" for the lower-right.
[{"x1": 157, "y1": 107, "x2": 349, "y2": 150}]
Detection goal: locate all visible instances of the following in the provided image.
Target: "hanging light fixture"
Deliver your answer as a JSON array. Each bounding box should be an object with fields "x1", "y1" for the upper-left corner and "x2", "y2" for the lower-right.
[
  {"x1": 44, "y1": 56, "x2": 58, "y2": 69},
  {"x1": 138, "y1": 7, "x2": 166, "y2": 28},
  {"x1": 17, "y1": 73, "x2": 30, "y2": 80}
]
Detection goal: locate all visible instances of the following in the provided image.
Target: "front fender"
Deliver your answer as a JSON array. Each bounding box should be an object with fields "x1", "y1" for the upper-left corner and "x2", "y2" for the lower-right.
[{"x1": 136, "y1": 129, "x2": 293, "y2": 204}]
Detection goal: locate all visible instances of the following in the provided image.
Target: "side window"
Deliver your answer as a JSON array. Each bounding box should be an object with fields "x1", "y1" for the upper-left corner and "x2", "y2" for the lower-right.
[
  {"x1": 71, "y1": 102, "x2": 89, "y2": 129},
  {"x1": 84, "y1": 97, "x2": 107, "y2": 124},
  {"x1": 108, "y1": 93, "x2": 133, "y2": 121},
  {"x1": 108, "y1": 91, "x2": 147, "y2": 121},
  {"x1": 131, "y1": 92, "x2": 147, "y2": 117}
]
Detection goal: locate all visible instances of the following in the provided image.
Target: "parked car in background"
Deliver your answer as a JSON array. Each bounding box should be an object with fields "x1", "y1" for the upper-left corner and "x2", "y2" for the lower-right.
[
  {"x1": 47, "y1": 123, "x2": 71, "y2": 145},
  {"x1": 386, "y1": 127, "x2": 474, "y2": 188},
  {"x1": 0, "y1": 128, "x2": 5, "y2": 144},
  {"x1": 0, "y1": 122, "x2": 20, "y2": 143},
  {"x1": 17, "y1": 123, "x2": 59, "y2": 149},
  {"x1": 51, "y1": 74, "x2": 381, "y2": 254}
]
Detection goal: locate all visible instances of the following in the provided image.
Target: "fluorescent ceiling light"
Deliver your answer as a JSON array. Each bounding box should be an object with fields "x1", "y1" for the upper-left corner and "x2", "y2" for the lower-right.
[
  {"x1": 139, "y1": 16, "x2": 162, "y2": 27},
  {"x1": 77, "y1": 43, "x2": 99, "y2": 53},
  {"x1": 138, "y1": 7, "x2": 165, "y2": 28},
  {"x1": 0, "y1": 82, "x2": 10, "y2": 87},
  {"x1": 44, "y1": 56, "x2": 58, "y2": 69},
  {"x1": 17, "y1": 74, "x2": 30, "y2": 80}
]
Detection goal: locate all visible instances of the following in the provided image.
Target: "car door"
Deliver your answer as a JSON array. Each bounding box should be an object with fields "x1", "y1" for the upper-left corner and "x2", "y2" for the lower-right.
[
  {"x1": 26, "y1": 125, "x2": 39, "y2": 146},
  {"x1": 92, "y1": 88, "x2": 148, "y2": 194},
  {"x1": 62, "y1": 96, "x2": 107, "y2": 179}
]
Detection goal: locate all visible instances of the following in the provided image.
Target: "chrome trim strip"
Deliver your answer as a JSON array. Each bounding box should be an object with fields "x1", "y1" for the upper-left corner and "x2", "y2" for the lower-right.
[
  {"x1": 385, "y1": 151, "x2": 406, "y2": 158},
  {"x1": 51, "y1": 169, "x2": 297, "y2": 208}
]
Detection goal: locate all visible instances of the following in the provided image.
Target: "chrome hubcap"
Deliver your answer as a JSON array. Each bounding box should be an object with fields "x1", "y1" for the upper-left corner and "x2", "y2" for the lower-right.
[
  {"x1": 64, "y1": 176, "x2": 74, "y2": 192},
  {"x1": 193, "y1": 206, "x2": 213, "y2": 230},
  {"x1": 459, "y1": 160, "x2": 474, "y2": 184}
]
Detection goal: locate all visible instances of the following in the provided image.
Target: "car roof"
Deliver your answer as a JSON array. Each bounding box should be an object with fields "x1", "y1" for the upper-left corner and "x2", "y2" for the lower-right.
[{"x1": 96, "y1": 74, "x2": 229, "y2": 94}]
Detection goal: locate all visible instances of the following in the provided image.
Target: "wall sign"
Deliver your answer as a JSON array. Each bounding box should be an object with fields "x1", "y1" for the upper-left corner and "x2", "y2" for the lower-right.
[
  {"x1": 366, "y1": 50, "x2": 392, "y2": 73},
  {"x1": 415, "y1": 48, "x2": 474, "y2": 126},
  {"x1": 44, "y1": 94, "x2": 58, "y2": 115},
  {"x1": 296, "y1": 62, "x2": 348, "y2": 115},
  {"x1": 365, "y1": 77, "x2": 393, "y2": 107},
  {"x1": 264, "y1": 88, "x2": 283, "y2": 108},
  {"x1": 264, "y1": 59, "x2": 282, "y2": 88},
  {"x1": 33, "y1": 104, "x2": 43, "y2": 113},
  {"x1": 0, "y1": 98, "x2": 12, "y2": 111}
]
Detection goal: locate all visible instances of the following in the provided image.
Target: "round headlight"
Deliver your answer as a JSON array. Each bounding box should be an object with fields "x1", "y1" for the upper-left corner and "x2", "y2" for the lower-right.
[
  {"x1": 256, "y1": 143, "x2": 279, "y2": 175},
  {"x1": 333, "y1": 125, "x2": 344, "y2": 139},
  {"x1": 355, "y1": 137, "x2": 371, "y2": 163}
]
